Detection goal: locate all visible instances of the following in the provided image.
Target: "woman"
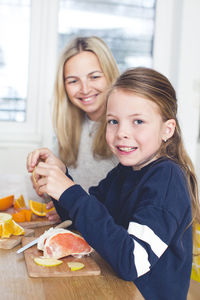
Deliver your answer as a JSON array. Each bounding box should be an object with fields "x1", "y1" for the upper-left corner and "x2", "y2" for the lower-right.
[{"x1": 28, "y1": 36, "x2": 119, "y2": 219}]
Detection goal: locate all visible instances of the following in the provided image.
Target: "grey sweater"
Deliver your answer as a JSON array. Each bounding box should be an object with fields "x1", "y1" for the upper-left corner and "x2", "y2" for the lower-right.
[{"x1": 68, "y1": 117, "x2": 118, "y2": 191}]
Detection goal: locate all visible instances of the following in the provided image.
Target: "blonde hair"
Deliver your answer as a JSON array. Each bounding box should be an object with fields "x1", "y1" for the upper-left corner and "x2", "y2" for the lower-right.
[
  {"x1": 52, "y1": 36, "x2": 119, "y2": 166},
  {"x1": 97, "y1": 67, "x2": 200, "y2": 237}
]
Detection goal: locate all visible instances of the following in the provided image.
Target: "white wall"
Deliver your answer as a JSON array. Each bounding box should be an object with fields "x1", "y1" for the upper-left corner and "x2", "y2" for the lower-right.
[{"x1": 154, "y1": 0, "x2": 200, "y2": 181}]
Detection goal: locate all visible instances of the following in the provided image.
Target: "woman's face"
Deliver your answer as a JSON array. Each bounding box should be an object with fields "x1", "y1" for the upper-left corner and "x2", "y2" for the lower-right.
[{"x1": 64, "y1": 51, "x2": 108, "y2": 121}]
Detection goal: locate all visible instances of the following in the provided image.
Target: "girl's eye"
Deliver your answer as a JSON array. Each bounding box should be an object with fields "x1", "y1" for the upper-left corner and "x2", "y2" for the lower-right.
[
  {"x1": 134, "y1": 119, "x2": 143, "y2": 125},
  {"x1": 108, "y1": 119, "x2": 118, "y2": 125}
]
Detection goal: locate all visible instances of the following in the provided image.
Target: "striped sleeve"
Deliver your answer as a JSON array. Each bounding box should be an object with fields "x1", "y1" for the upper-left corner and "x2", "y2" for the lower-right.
[{"x1": 128, "y1": 221, "x2": 168, "y2": 277}]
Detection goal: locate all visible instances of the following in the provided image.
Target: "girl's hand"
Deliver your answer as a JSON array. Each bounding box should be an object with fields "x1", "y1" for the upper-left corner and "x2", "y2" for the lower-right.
[
  {"x1": 46, "y1": 200, "x2": 61, "y2": 222},
  {"x1": 34, "y1": 162, "x2": 74, "y2": 200}
]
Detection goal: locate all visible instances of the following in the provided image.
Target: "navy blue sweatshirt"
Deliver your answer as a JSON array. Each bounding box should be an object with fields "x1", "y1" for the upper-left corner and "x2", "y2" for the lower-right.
[{"x1": 54, "y1": 158, "x2": 192, "y2": 300}]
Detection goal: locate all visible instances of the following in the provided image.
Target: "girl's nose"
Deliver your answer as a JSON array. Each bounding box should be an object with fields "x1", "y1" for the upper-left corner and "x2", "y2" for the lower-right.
[{"x1": 117, "y1": 125, "x2": 129, "y2": 139}]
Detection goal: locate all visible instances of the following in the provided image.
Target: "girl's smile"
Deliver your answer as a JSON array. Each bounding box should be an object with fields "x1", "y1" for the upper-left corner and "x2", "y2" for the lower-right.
[{"x1": 106, "y1": 89, "x2": 175, "y2": 170}]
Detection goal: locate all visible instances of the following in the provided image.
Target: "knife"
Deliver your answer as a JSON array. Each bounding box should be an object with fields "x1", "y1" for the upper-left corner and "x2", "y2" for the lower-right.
[{"x1": 16, "y1": 219, "x2": 72, "y2": 254}]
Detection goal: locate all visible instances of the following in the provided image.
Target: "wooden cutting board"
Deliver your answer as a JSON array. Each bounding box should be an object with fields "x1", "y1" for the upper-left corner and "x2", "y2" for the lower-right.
[
  {"x1": 22, "y1": 237, "x2": 101, "y2": 278},
  {"x1": 0, "y1": 228, "x2": 34, "y2": 249}
]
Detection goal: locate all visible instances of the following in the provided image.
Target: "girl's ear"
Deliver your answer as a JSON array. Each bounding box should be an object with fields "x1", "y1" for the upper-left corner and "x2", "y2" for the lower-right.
[{"x1": 162, "y1": 119, "x2": 176, "y2": 142}]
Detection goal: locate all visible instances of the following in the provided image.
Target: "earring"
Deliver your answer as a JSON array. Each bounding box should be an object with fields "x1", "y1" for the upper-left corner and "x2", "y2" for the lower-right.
[{"x1": 163, "y1": 138, "x2": 167, "y2": 143}]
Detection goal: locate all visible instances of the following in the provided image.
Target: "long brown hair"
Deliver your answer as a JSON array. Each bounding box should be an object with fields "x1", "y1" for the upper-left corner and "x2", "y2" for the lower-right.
[
  {"x1": 96, "y1": 67, "x2": 200, "y2": 238},
  {"x1": 52, "y1": 36, "x2": 119, "y2": 166}
]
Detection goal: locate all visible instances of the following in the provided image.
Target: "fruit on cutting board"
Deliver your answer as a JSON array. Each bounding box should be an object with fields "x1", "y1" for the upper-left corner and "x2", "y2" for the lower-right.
[
  {"x1": 13, "y1": 194, "x2": 26, "y2": 209},
  {"x1": 12, "y1": 194, "x2": 32, "y2": 222},
  {"x1": 0, "y1": 195, "x2": 14, "y2": 211},
  {"x1": 34, "y1": 257, "x2": 63, "y2": 267},
  {"x1": 67, "y1": 262, "x2": 85, "y2": 271},
  {"x1": 29, "y1": 200, "x2": 55, "y2": 217},
  {"x1": 0, "y1": 213, "x2": 25, "y2": 238},
  {"x1": 37, "y1": 227, "x2": 93, "y2": 259},
  {"x1": 12, "y1": 209, "x2": 32, "y2": 222}
]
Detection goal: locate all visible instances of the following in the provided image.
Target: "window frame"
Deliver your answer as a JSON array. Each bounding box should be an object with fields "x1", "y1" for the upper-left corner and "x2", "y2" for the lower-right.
[{"x1": 0, "y1": 0, "x2": 58, "y2": 147}]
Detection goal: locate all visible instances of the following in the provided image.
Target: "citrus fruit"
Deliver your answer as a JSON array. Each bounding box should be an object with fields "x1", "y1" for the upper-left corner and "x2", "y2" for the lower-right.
[
  {"x1": 12, "y1": 209, "x2": 32, "y2": 222},
  {"x1": 0, "y1": 195, "x2": 14, "y2": 211},
  {"x1": 32, "y1": 167, "x2": 37, "y2": 185},
  {"x1": 34, "y1": 257, "x2": 63, "y2": 267},
  {"x1": 29, "y1": 200, "x2": 55, "y2": 217},
  {"x1": 22, "y1": 209, "x2": 32, "y2": 222},
  {"x1": 14, "y1": 194, "x2": 26, "y2": 209},
  {"x1": 0, "y1": 212, "x2": 25, "y2": 238},
  {"x1": 12, "y1": 210, "x2": 26, "y2": 222},
  {"x1": 67, "y1": 262, "x2": 85, "y2": 271}
]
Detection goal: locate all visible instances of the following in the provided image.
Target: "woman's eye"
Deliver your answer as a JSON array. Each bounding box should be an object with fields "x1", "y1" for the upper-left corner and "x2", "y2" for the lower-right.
[
  {"x1": 90, "y1": 75, "x2": 101, "y2": 80},
  {"x1": 68, "y1": 80, "x2": 77, "y2": 84},
  {"x1": 65, "y1": 78, "x2": 78, "y2": 84},
  {"x1": 134, "y1": 120, "x2": 143, "y2": 125},
  {"x1": 108, "y1": 119, "x2": 118, "y2": 125}
]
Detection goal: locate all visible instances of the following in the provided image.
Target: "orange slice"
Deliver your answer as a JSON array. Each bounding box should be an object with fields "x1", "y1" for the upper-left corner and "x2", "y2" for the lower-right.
[
  {"x1": 0, "y1": 195, "x2": 14, "y2": 211},
  {"x1": 29, "y1": 200, "x2": 55, "y2": 217},
  {"x1": 12, "y1": 210, "x2": 26, "y2": 222},
  {"x1": 14, "y1": 194, "x2": 26, "y2": 209},
  {"x1": 32, "y1": 167, "x2": 37, "y2": 185},
  {"x1": 12, "y1": 209, "x2": 32, "y2": 223},
  {"x1": 0, "y1": 212, "x2": 25, "y2": 238}
]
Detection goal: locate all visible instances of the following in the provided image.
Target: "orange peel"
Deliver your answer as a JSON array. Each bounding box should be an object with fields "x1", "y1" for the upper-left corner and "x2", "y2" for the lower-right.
[
  {"x1": 0, "y1": 195, "x2": 14, "y2": 211},
  {"x1": 29, "y1": 200, "x2": 55, "y2": 217},
  {"x1": 14, "y1": 194, "x2": 26, "y2": 210}
]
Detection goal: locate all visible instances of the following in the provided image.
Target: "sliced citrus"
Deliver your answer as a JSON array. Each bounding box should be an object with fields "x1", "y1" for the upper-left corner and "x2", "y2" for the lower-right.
[
  {"x1": 0, "y1": 212, "x2": 24, "y2": 238},
  {"x1": 0, "y1": 212, "x2": 12, "y2": 222},
  {"x1": 32, "y1": 167, "x2": 37, "y2": 185},
  {"x1": 12, "y1": 210, "x2": 26, "y2": 222},
  {"x1": 67, "y1": 262, "x2": 85, "y2": 271},
  {"x1": 12, "y1": 209, "x2": 32, "y2": 222},
  {"x1": 11, "y1": 220, "x2": 25, "y2": 235},
  {"x1": 34, "y1": 257, "x2": 63, "y2": 267},
  {"x1": 0, "y1": 195, "x2": 14, "y2": 211},
  {"x1": 22, "y1": 209, "x2": 32, "y2": 222},
  {"x1": 14, "y1": 194, "x2": 26, "y2": 209},
  {"x1": 29, "y1": 200, "x2": 55, "y2": 217}
]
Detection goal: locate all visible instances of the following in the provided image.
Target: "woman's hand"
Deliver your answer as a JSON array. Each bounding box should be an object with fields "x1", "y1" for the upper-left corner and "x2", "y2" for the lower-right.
[
  {"x1": 34, "y1": 162, "x2": 74, "y2": 200},
  {"x1": 27, "y1": 147, "x2": 66, "y2": 173},
  {"x1": 27, "y1": 148, "x2": 66, "y2": 196}
]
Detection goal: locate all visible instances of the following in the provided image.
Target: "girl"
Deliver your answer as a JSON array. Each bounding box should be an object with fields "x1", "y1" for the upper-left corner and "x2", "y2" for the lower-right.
[
  {"x1": 28, "y1": 36, "x2": 119, "y2": 220},
  {"x1": 29, "y1": 67, "x2": 200, "y2": 299}
]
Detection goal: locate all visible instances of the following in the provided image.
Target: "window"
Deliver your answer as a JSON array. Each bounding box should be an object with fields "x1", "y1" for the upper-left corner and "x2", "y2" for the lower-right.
[
  {"x1": 58, "y1": 0, "x2": 156, "y2": 72},
  {"x1": 0, "y1": 0, "x2": 31, "y2": 122}
]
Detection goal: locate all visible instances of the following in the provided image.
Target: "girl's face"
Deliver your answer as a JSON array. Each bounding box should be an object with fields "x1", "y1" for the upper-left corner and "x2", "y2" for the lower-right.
[
  {"x1": 64, "y1": 51, "x2": 108, "y2": 121},
  {"x1": 106, "y1": 89, "x2": 175, "y2": 170}
]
